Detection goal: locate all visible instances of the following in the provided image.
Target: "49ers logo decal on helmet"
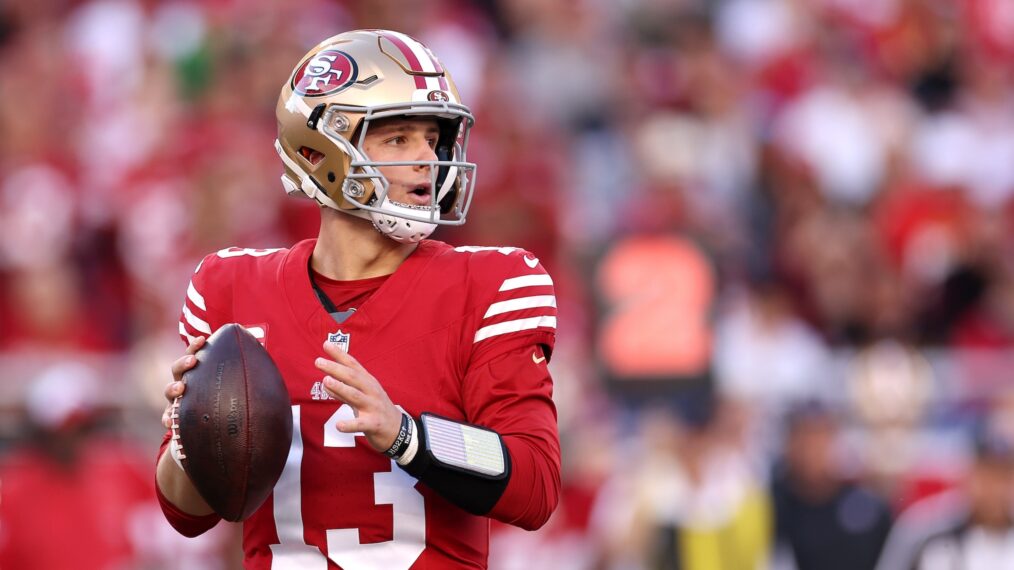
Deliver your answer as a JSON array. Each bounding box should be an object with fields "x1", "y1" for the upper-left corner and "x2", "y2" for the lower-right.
[{"x1": 292, "y1": 49, "x2": 359, "y2": 97}]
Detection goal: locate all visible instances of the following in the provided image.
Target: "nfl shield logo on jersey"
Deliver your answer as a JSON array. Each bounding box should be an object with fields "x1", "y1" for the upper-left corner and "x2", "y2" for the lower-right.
[{"x1": 326, "y1": 330, "x2": 350, "y2": 353}]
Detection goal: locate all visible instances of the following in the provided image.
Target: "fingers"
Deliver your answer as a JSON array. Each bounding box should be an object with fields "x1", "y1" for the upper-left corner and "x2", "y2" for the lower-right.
[
  {"x1": 314, "y1": 354, "x2": 349, "y2": 376},
  {"x1": 314, "y1": 355, "x2": 369, "y2": 392},
  {"x1": 162, "y1": 380, "x2": 186, "y2": 428},
  {"x1": 322, "y1": 342, "x2": 366, "y2": 372},
  {"x1": 322, "y1": 376, "x2": 366, "y2": 407},
  {"x1": 185, "y1": 336, "x2": 206, "y2": 355},
  {"x1": 330, "y1": 401, "x2": 402, "y2": 452},
  {"x1": 170, "y1": 355, "x2": 196, "y2": 382},
  {"x1": 161, "y1": 337, "x2": 206, "y2": 429},
  {"x1": 171, "y1": 336, "x2": 206, "y2": 382},
  {"x1": 316, "y1": 346, "x2": 401, "y2": 451},
  {"x1": 164, "y1": 380, "x2": 186, "y2": 401},
  {"x1": 331, "y1": 411, "x2": 394, "y2": 436},
  {"x1": 334, "y1": 416, "x2": 367, "y2": 434}
]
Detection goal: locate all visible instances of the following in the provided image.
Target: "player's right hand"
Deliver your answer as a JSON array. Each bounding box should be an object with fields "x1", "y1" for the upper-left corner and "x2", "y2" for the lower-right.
[{"x1": 162, "y1": 336, "x2": 206, "y2": 429}]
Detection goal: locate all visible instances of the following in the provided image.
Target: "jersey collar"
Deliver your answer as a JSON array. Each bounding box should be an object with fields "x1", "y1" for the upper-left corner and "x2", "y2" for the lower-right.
[{"x1": 281, "y1": 238, "x2": 443, "y2": 357}]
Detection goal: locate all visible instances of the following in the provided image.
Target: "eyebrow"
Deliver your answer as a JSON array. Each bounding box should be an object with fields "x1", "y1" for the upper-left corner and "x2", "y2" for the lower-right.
[{"x1": 370, "y1": 122, "x2": 440, "y2": 136}]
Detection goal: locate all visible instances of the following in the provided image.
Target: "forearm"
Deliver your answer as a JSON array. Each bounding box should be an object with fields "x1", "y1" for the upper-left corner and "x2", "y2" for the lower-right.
[
  {"x1": 156, "y1": 447, "x2": 214, "y2": 516},
  {"x1": 433, "y1": 342, "x2": 561, "y2": 529},
  {"x1": 396, "y1": 415, "x2": 560, "y2": 529},
  {"x1": 486, "y1": 435, "x2": 560, "y2": 530}
]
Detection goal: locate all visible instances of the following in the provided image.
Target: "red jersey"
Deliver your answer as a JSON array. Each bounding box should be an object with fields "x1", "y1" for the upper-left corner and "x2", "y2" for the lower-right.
[{"x1": 164, "y1": 238, "x2": 561, "y2": 569}]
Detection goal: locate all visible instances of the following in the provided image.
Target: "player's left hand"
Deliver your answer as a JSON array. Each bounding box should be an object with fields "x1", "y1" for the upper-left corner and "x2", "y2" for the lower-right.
[{"x1": 315, "y1": 342, "x2": 403, "y2": 454}]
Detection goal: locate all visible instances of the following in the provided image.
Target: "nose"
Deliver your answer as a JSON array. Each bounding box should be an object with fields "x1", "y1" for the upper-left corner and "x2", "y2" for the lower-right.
[{"x1": 413, "y1": 141, "x2": 438, "y2": 169}]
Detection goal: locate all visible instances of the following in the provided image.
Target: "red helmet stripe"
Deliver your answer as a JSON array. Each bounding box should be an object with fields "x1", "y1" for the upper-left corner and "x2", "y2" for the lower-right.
[{"x1": 377, "y1": 31, "x2": 427, "y2": 89}]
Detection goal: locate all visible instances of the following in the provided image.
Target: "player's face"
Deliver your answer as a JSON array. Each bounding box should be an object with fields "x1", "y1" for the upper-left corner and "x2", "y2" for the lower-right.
[{"x1": 362, "y1": 117, "x2": 441, "y2": 207}]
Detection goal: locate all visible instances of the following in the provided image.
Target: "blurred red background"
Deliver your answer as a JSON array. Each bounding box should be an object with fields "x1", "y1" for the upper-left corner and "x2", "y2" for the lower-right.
[{"x1": 2, "y1": 0, "x2": 1014, "y2": 568}]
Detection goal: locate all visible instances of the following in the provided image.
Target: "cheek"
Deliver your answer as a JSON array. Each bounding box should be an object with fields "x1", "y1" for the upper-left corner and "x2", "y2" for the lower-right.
[
  {"x1": 362, "y1": 145, "x2": 402, "y2": 167},
  {"x1": 375, "y1": 165, "x2": 414, "y2": 184},
  {"x1": 361, "y1": 141, "x2": 384, "y2": 159},
  {"x1": 360, "y1": 145, "x2": 396, "y2": 172}
]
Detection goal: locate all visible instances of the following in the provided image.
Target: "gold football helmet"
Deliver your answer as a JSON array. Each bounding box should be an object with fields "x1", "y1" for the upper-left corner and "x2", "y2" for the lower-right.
[{"x1": 275, "y1": 29, "x2": 476, "y2": 242}]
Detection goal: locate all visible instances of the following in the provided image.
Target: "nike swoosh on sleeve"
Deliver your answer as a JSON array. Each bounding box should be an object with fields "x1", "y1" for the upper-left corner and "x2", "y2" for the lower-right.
[{"x1": 523, "y1": 256, "x2": 539, "y2": 268}]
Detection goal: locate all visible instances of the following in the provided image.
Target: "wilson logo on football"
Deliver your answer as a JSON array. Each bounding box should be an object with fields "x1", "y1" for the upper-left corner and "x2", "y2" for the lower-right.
[{"x1": 292, "y1": 49, "x2": 359, "y2": 96}]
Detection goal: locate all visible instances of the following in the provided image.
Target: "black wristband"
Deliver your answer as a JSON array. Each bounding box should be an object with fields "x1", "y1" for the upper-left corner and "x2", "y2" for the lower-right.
[{"x1": 383, "y1": 412, "x2": 413, "y2": 459}]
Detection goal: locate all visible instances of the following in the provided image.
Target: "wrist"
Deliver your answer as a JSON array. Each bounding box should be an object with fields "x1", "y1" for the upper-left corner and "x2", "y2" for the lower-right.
[
  {"x1": 383, "y1": 411, "x2": 413, "y2": 460},
  {"x1": 395, "y1": 417, "x2": 420, "y2": 465}
]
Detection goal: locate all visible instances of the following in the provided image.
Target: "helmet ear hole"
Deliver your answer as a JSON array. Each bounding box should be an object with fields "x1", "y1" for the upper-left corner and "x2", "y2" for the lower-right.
[{"x1": 298, "y1": 147, "x2": 326, "y2": 165}]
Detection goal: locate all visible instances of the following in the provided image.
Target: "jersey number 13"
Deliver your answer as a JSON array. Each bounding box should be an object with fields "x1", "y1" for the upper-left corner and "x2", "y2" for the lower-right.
[{"x1": 270, "y1": 405, "x2": 426, "y2": 569}]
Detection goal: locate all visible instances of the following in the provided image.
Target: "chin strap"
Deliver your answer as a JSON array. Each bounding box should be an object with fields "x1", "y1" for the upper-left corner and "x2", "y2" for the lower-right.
[{"x1": 369, "y1": 202, "x2": 438, "y2": 244}]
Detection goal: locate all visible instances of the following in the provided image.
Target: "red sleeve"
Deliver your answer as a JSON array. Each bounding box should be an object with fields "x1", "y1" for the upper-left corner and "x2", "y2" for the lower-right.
[
  {"x1": 156, "y1": 433, "x2": 222, "y2": 537},
  {"x1": 465, "y1": 248, "x2": 557, "y2": 369},
  {"x1": 461, "y1": 342, "x2": 561, "y2": 530},
  {"x1": 163, "y1": 251, "x2": 228, "y2": 536},
  {"x1": 178, "y1": 252, "x2": 234, "y2": 345}
]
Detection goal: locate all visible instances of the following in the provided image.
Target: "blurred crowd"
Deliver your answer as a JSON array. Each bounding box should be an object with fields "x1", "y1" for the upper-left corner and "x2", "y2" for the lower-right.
[{"x1": 2, "y1": 0, "x2": 1014, "y2": 568}]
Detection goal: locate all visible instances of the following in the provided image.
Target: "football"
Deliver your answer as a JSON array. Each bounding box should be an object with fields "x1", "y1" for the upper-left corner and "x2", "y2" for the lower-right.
[{"x1": 175, "y1": 323, "x2": 292, "y2": 522}]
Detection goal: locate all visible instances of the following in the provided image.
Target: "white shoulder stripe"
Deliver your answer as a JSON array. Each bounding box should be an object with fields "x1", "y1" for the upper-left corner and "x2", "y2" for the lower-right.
[
  {"x1": 187, "y1": 281, "x2": 207, "y2": 311},
  {"x1": 474, "y1": 316, "x2": 556, "y2": 343},
  {"x1": 484, "y1": 295, "x2": 557, "y2": 318},
  {"x1": 499, "y1": 274, "x2": 554, "y2": 291},
  {"x1": 182, "y1": 305, "x2": 212, "y2": 335},
  {"x1": 179, "y1": 322, "x2": 198, "y2": 344}
]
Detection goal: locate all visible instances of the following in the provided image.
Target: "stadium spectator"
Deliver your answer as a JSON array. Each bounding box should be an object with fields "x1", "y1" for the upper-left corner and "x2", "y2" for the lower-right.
[
  {"x1": 770, "y1": 401, "x2": 893, "y2": 570},
  {"x1": 591, "y1": 402, "x2": 771, "y2": 570}
]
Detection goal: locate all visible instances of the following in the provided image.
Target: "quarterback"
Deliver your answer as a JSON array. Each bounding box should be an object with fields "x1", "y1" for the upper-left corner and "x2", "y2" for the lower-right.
[{"x1": 155, "y1": 29, "x2": 560, "y2": 569}]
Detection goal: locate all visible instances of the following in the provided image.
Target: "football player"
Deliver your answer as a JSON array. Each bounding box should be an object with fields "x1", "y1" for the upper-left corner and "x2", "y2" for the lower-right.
[{"x1": 156, "y1": 29, "x2": 560, "y2": 569}]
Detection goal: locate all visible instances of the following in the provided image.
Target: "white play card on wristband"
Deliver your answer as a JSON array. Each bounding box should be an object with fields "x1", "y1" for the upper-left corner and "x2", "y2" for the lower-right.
[{"x1": 421, "y1": 413, "x2": 506, "y2": 478}]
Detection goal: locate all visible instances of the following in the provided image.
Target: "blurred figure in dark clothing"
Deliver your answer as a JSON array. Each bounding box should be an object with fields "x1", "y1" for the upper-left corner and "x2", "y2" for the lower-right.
[
  {"x1": 876, "y1": 411, "x2": 1014, "y2": 570},
  {"x1": 771, "y1": 401, "x2": 893, "y2": 570}
]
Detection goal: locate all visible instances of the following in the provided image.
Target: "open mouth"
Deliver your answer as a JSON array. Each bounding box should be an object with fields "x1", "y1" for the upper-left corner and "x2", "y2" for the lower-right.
[
  {"x1": 385, "y1": 183, "x2": 437, "y2": 212},
  {"x1": 406, "y1": 184, "x2": 432, "y2": 204}
]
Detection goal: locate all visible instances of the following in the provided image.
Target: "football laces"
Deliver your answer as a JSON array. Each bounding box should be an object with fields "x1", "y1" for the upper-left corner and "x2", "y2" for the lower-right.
[{"x1": 169, "y1": 396, "x2": 186, "y2": 462}]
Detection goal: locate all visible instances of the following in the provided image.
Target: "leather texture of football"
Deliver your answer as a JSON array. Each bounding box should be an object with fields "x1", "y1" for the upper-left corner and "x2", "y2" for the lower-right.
[{"x1": 176, "y1": 323, "x2": 292, "y2": 522}]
